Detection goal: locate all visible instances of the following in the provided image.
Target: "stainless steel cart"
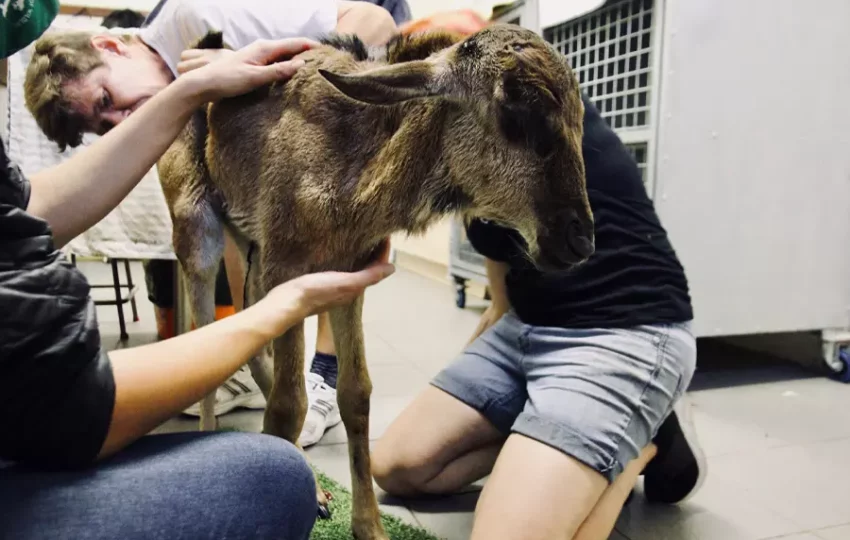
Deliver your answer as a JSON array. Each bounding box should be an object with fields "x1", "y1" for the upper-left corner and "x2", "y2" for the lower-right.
[{"x1": 448, "y1": 218, "x2": 488, "y2": 308}]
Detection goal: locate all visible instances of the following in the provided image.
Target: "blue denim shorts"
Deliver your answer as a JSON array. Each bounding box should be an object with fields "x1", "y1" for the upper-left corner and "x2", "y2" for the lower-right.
[{"x1": 431, "y1": 312, "x2": 696, "y2": 483}]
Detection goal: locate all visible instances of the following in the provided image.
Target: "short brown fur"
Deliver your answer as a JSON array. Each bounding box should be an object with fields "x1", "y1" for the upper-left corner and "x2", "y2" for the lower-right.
[{"x1": 158, "y1": 25, "x2": 593, "y2": 540}]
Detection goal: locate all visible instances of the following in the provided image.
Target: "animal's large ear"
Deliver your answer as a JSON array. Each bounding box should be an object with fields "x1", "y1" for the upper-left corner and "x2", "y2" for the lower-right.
[{"x1": 318, "y1": 60, "x2": 441, "y2": 105}]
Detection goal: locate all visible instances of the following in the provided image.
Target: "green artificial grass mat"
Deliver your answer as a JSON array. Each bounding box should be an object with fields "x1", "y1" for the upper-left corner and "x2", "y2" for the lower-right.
[
  {"x1": 211, "y1": 430, "x2": 438, "y2": 538},
  {"x1": 312, "y1": 471, "x2": 440, "y2": 540}
]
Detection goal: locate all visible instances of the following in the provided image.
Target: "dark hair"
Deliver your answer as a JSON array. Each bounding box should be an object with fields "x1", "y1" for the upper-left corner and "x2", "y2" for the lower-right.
[{"x1": 101, "y1": 9, "x2": 146, "y2": 29}]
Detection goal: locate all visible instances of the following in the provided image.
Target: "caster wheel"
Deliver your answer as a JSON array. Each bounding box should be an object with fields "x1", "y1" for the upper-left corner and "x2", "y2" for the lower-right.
[
  {"x1": 456, "y1": 288, "x2": 466, "y2": 309},
  {"x1": 832, "y1": 349, "x2": 850, "y2": 383},
  {"x1": 452, "y1": 276, "x2": 467, "y2": 309}
]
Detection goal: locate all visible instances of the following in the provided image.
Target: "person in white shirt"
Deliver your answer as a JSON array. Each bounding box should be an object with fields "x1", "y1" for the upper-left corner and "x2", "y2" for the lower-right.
[{"x1": 23, "y1": 0, "x2": 398, "y2": 447}]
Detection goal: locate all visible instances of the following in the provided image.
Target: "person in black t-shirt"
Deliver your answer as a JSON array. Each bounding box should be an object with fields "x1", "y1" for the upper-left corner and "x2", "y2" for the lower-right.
[{"x1": 373, "y1": 96, "x2": 705, "y2": 539}]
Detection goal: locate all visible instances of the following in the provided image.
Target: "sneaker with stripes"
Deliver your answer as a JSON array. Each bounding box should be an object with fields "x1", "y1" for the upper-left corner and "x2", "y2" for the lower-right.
[{"x1": 183, "y1": 365, "x2": 266, "y2": 417}]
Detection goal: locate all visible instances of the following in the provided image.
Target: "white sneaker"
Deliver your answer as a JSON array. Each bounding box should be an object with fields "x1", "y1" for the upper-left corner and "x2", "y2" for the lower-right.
[
  {"x1": 183, "y1": 366, "x2": 267, "y2": 417},
  {"x1": 298, "y1": 373, "x2": 341, "y2": 447}
]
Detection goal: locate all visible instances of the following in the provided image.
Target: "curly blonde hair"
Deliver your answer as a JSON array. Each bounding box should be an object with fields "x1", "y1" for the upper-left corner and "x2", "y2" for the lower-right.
[{"x1": 24, "y1": 32, "x2": 115, "y2": 151}]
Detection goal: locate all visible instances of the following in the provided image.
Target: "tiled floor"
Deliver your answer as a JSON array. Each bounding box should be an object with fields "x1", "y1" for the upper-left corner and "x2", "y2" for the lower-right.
[{"x1": 89, "y1": 260, "x2": 850, "y2": 540}]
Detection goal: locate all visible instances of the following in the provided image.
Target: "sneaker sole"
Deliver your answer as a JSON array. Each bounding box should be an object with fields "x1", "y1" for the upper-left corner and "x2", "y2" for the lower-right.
[
  {"x1": 673, "y1": 397, "x2": 707, "y2": 503},
  {"x1": 183, "y1": 392, "x2": 267, "y2": 417}
]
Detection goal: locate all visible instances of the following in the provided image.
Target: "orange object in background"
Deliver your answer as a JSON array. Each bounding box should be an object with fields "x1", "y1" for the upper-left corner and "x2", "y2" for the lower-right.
[
  {"x1": 155, "y1": 305, "x2": 236, "y2": 340},
  {"x1": 399, "y1": 8, "x2": 490, "y2": 37}
]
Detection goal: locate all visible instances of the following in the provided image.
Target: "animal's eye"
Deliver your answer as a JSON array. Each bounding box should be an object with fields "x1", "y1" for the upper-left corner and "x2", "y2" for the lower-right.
[
  {"x1": 512, "y1": 43, "x2": 525, "y2": 52},
  {"x1": 459, "y1": 39, "x2": 478, "y2": 56}
]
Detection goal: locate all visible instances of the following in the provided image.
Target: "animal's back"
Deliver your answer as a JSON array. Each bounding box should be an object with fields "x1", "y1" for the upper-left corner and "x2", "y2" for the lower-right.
[{"x1": 200, "y1": 44, "x2": 409, "y2": 264}]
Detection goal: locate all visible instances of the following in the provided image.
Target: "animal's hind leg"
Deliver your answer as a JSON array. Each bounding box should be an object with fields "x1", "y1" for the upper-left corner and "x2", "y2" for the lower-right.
[
  {"x1": 172, "y1": 197, "x2": 225, "y2": 431},
  {"x1": 330, "y1": 296, "x2": 388, "y2": 540},
  {"x1": 226, "y1": 227, "x2": 275, "y2": 400}
]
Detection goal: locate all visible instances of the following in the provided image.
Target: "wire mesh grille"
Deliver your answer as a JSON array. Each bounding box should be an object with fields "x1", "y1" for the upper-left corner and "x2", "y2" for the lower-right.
[
  {"x1": 624, "y1": 142, "x2": 648, "y2": 183},
  {"x1": 543, "y1": 0, "x2": 654, "y2": 130}
]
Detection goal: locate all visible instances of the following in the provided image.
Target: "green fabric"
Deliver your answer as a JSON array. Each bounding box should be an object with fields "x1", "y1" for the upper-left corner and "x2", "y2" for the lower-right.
[
  {"x1": 312, "y1": 471, "x2": 440, "y2": 540},
  {"x1": 1, "y1": 0, "x2": 59, "y2": 59}
]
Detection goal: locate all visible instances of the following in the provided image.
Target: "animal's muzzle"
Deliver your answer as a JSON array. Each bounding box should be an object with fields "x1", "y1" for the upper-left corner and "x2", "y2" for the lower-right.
[{"x1": 537, "y1": 207, "x2": 595, "y2": 270}]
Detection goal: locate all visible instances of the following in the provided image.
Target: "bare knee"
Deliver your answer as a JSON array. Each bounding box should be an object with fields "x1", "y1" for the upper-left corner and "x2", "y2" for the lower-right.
[{"x1": 371, "y1": 438, "x2": 429, "y2": 497}]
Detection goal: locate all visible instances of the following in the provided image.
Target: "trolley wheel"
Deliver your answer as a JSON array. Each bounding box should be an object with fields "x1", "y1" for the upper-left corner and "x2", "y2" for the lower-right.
[
  {"x1": 453, "y1": 276, "x2": 467, "y2": 309},
  {"x1": 833, "y1": 349, "x2": 850, "y2": 384}
]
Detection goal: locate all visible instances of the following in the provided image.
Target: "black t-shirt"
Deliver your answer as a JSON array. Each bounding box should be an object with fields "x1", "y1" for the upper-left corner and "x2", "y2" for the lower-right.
[
  {"x1": 466, "y1": 96, "x2": 693, "y2": 329},
  {"x1": 0, "y1": 141, "x2": 115, "y2": 468}
]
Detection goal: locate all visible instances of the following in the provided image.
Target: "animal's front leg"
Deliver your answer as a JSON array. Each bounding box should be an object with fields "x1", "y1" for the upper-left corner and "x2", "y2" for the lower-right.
[
  {"x1": 262, "y1": 320, "x2": 332, "y2": 517},
  {"x1": 263, "y1": 322, "x2": 307, "y2": 441},
  {"x1": 330, "y1": 296, "x2": 388, "y2": 540}
]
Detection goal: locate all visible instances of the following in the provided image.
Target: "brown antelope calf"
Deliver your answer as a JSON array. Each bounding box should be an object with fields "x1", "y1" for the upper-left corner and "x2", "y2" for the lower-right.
[{"x1": 157, "y1": 24, "x2": 593, "y2": 540}]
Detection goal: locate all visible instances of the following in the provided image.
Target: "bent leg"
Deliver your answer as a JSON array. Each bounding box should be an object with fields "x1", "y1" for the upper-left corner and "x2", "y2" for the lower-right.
[
  {"x1": 373, "y1": 386, "x2": 506, "y2": 496},
  {"x1": 0, "y1": 432, "x2": 317, "y2": 540},
  {"x1": 373, "y1": 314, "x2": 528, "y2": 496},
  {"x1": 470, "y1": 318, "x2": 696, "y2": 539}
]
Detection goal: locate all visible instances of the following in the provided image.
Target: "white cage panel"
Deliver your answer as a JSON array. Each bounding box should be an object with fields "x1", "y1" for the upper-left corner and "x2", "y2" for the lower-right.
[
  {"x1": 543, "y1": 0, "x2": 655, "y2": 131},
  {"x1": 624, "y1": 142, "x2": 648, "y2": 183}
]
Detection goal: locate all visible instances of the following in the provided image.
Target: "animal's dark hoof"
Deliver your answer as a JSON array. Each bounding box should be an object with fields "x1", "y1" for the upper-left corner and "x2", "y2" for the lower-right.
[{"x1": 317, "y1": 504, "x2": 332, "y2": 520}]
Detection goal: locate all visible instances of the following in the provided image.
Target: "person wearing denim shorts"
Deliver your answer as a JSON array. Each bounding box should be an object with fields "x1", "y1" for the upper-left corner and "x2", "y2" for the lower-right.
[{"x1": 372, "y1": 95, "x2": 705, "y2": 540}]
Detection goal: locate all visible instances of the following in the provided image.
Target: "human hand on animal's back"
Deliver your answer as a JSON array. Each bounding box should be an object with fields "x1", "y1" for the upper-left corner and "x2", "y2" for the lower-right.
[{"x1": 180, "y1": 38, "x2": 319, "y2": 103}]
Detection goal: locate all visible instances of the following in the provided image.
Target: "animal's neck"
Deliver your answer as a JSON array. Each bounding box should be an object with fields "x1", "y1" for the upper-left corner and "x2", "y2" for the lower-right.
[{"x1": 348, "y1": 101, "x2": 462, "y2": 236}]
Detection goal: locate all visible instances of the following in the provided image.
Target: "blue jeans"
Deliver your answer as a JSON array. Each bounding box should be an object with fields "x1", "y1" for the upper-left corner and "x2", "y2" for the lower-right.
[{"x1": 0, "y1": 432, "x2": 317, "y2": 539}]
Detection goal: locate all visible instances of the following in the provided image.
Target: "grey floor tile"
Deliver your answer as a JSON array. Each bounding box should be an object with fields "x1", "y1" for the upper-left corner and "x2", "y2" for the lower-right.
[
  {"x1": 302, "y1": 315, "x2": 408, "y2": 368},
  {"x1": 361, "y1": 273, "x2": 481, "y2": 379},
  {"x1": 617, "y1": 475, "x2": 804, "y2": 540},
  {"x1": 688, "y1": 377, "x2": 850, "y2": 455},
  {"x1": 688, "y1": 405, "x2": 787, "y2": 460},
  {"x1": 408, "y1": 490, "x2": 629, "y2": 540},
  {"x1": 407, "y1": 491, "x2": 479, "y2": 540},
  {"x1": 708, "y1": 437, "x2": 850, "y2": 531},
  {"x1": 369, "y1": 362, "x2": 432, "y2": 398},
  {"x1": 150, "y1": 415, "x2": 198, "y2": 435},
  {"x1": 814, "y1": 524, "x2": 850, "y2": 539}
]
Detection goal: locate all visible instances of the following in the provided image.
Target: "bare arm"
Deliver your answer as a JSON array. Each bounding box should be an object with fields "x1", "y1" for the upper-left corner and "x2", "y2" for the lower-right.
[
  {"x1": 99, "y1": 257, "x2": 394, "y2": 458},
  {"x1": 27, "y1": 38, "x2": 316, "y2": 248},
  {"x1": 466, "y1": 258, "x2": 512, "y2": 346},
  {"x1": 100, "y1": 299, "x2": 287, "y2": 457},
  {"x1": 336, "y1": 0, "x2": 398, "y2": 45}
]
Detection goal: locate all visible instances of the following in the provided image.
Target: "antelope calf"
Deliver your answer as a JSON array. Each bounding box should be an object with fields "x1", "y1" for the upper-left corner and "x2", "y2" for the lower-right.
[{"x1": 158, "y1": 24, "x2": 593, "y2": 540}]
